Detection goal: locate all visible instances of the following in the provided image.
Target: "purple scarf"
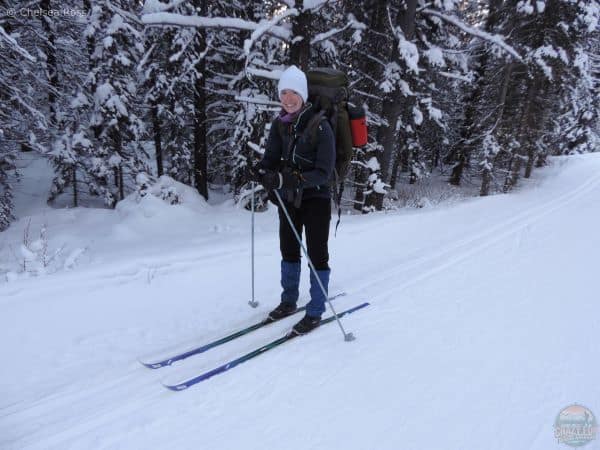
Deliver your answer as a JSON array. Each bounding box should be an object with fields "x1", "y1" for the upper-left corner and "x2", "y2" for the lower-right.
[{"x1": 279, "y1": 108, "x2": 300, "y2": 124}]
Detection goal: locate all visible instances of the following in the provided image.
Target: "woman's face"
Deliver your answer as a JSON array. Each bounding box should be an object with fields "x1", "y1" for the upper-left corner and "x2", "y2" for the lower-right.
[{"x1": 280, "y1": 89, "x2": 304, "y2": 114}]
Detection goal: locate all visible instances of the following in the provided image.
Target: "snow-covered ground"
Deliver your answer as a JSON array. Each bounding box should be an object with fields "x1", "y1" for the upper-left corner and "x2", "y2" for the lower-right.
[{"x1": 1, "y1": 154, "x2": 599, "y2": 450}]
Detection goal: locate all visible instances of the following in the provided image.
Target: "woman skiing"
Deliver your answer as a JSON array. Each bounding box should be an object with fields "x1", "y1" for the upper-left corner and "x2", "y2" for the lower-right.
[{"x1": 251, "y1": 65, "x2": 336, "y2": 335}]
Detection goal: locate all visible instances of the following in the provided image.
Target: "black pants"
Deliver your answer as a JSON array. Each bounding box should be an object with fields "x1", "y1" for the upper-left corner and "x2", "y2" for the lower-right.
[{"x1": 278, "y1": 197, "x2": 331, "y2": 270}]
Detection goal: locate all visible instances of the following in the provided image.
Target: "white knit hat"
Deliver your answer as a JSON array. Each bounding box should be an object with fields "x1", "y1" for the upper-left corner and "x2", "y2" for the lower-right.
[{"x1": 277, "y1": 65, "x2": 308, "y2": 103}]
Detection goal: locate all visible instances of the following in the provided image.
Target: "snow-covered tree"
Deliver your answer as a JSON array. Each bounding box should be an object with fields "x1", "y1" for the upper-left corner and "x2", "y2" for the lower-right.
[
  {"x1": 551, "y1": 21, "x2": 599, "y2": 156},
  {"x1": 141, "y1": 15, "x2": 194, "y2": 185},
  {"x1": 82, "y1": 0, "x2": 148, "y2": 207},
  {"x1": 1, "y1": 0, "x2": 593, "y2": 222},
  {"x1": 0, "y1": 1, "x2": 48, "y2": 228},
  {"x1": 498, "y1": 0, "x2": 599, "y2": 191},
  {"x1": 338, "y1": 0, "x2": 469, "y2": 211}
]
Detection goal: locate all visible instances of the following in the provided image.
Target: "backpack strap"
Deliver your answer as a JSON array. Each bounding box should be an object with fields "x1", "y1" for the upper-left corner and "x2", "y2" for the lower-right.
[
  {"x1": 309, "y1": 109, "x2": 344, "y2": 236},
  {"x1": 333, "y1": 169, "x2": 344, "y2": 236},
  {"x1": 275, "y1": 117, "x2": 298, "y2": 169},
  {"x1": 328, "y1": 103, "x2": 343, "y2": 236},
  {"x1": 300, "y1": 109, "x2": 344, "y2": 235},
  {"x1": 278, "y1": 107, "x2": 323, "y2": 167},
  {"x1": 301, "y1": 110, "x2": 326, "y2": 146}
]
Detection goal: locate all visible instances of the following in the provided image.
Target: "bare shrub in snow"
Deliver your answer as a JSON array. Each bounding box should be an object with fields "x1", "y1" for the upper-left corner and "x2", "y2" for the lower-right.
[
  {"x1": 390, "y1": 180, "x2": 463, "y2": 209},
  {"x1": 8, "y1": 220, "x2": 65, "y2": 278}
]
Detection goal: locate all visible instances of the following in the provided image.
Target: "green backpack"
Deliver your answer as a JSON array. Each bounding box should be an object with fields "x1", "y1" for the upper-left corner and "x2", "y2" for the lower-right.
[
  {"x1": 306, "y1": 68, "x2": 354, "y2": 180},
  {"x1": 306, "y1": 68, "x2": 368, "y2": 231}
]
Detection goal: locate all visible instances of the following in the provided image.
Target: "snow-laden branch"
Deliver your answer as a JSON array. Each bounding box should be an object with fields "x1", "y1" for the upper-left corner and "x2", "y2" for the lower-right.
[
  {"x1": 421, "y1": 9, "x2": 523, "y2": 61},
  {"x1": 244, "y1": 9, "x2": 298, "y2": 55},
  {"x1": 438, "y1": 71, "x2": 473, "y2": 82},
  {"x1": 142, "y1": 0, "x2": 188, "y2": 14},
  {"x1": 312, "y1": 13, "x2": 366, "y2": 45},
  {"x1": 245, "y1": 67, "x2": 282, "y2": 81},
  {"x1": 141, "y1": 13, "x2": 291, "y2": 40},
  {"x1": 0, "y1": 78, "x2": 47, "y2": 126},
  {"x1": 311, "y1": 23, "x2": 351, "y2": 44},
  {"x1": 235, "y1": 95, "x2": 281, "y2": 107},
  {"x1": 107, "y1": 2, "x2": 143, "y2": 26},
  {"x1": 0, "y1": 25, "x2": 36, "y2": 62}
]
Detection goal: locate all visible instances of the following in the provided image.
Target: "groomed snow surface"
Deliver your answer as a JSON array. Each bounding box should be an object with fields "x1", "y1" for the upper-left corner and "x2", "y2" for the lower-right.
[{"x1": 1, "y1": 154, "x2": 599, "y2": 450}]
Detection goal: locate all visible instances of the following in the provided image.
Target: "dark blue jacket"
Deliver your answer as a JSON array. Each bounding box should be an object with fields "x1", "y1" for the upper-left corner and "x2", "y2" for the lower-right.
[{"x1": 259, "y1": 103, "x2": 335, "y2": 200}]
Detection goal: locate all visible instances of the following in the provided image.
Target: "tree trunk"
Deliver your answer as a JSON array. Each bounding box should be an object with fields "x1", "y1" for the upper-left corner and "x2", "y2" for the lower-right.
[
  {"x1": 83, "y1": 0, "x2": 101, "y2": 142},
  {"x1": 379, "y1": 0, "x2": 417, "y2": 202},
  {"x1": 524, "y1": 143, "x2": 535, "y2": 178},
  {"x1": 448, "y1": 60, "x2": 487, "y2": 185},
  {"x1": 480, "y1": 170, "x2": 491, "y2": 197},
  {"x1": 379, "y1": 0, "x2": 416, "y2": 181},
  {"x1": 432, "y1": 144, "x2": 440, "y2": 171},
  {"x1": 389, "y1": 151, "x2": 402, "y2": 190},
  {"x1": 39, "y1": 0, "x2": 59, "y2": 127},
  {"x1": 378, "y1": 100, "x2": 402, "y2": 184},
  {"x1": 352, "y1": 0, "x2": 388, "y2": 212},
  {"x1": 409, "y1": 146, "x2": 418, "y2": 184},
  {"x1": 447, "y1": 0, "x2": 504, "y2": 186},
  {"x1": 362, "y1": 0, "x2": 390, "y2": 213},
  {"x1": 82, "y1": 0, "x2": 95, "y2": 72},
  {"x1": 72, "y1": 166, "x2": 78, "y2": 207},
  {"x1": 353, "y1": 169, "x2": 366, "y2": 212},
  {"x1": 504, "y1": 77, "x2": 539, "y2": 192},
  {"x1": 119, "y1": 166, "x2": 124, "y2": 201},
  {"x1": 151, "y1": 104, "x2": 163, "y2": 177},
  {"x1": 193, "y1": 0, "x2": 208, "y2": 200},
  {"x1": 524, "y1": 80, "x2": 545, "y2": 179},
  {"x1": 506, "y1": 154, "x2": 522, "y2": 191},
  {"x1": 368, "y1": 0, "x2": 418, "y2": 210},
  {"x1": 480, "y1": 62, "x2": 514, "y2": 196},
  {"x1": 193, "y1": 70, "x2": 208, "y2": 200}
]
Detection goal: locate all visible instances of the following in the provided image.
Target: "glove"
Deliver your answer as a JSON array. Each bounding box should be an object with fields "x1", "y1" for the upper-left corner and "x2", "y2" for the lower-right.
[
  {"x1": 260, "y1": 170, "x2": 282, "y2": 191},
  {"x1": 281, "y1": 169, "x2": 302, "y2": 190}
]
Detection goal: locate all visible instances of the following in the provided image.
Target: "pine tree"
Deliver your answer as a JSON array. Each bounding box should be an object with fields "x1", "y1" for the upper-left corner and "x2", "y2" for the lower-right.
[
  {"x1": 0, "y1": 1, "x2": 48, "y2": 228},
  {"x1": 83, "y1": 0, "x2": 148, "y2": 207},
  {"x1": 499, "y1": 0, "x2": 599, "y2": 191},
  {"x1": 46, "y1": 0, "x2": 93, "y2": 206}
]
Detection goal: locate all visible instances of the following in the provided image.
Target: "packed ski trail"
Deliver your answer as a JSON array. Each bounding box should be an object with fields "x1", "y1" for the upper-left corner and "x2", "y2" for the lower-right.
[{"x1": 1, "y1": 154, "x2": 599, "y2": 450}]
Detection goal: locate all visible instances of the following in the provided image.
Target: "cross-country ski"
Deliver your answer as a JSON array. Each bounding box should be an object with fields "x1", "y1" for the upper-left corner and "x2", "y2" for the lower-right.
[
  {"x1": 163, "y1": 302, "x2": 370, "y2": 391},
  {"x1": 140, "y1": 292, "x2": 347, "y2": 369}
]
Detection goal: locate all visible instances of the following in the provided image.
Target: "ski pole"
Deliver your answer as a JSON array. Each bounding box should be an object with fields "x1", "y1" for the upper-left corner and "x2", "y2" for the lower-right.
[
  {"x1": 248, "y1": 181, "x2": 259, "y2": 308},
  {"x1": 273, "y1": 189, "x2": 355, "y2": 342}
]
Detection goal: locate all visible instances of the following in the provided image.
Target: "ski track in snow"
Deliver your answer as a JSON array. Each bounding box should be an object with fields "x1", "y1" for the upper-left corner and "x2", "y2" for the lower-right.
[
  {"x1": 355, "y1": 169, "x2": 600, "y2": 300},
  {"x1": 1, "y1": 155, "x2": 599, "y2": 450}
]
